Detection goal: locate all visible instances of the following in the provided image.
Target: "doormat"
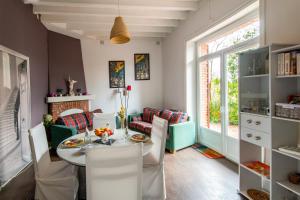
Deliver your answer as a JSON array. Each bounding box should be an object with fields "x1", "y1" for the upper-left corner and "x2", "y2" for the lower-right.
[{"x1": 192, "y1": 143, "x2": 225, "y2": 159}]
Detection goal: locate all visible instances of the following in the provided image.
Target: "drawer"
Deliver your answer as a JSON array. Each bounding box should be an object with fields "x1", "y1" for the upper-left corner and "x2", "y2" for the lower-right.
[
  {"x1": 241, "y1": 127, "x2": 270, "y2": 148},
  {"x1": 241, "y1": 113, "x2": 270, "y2": 133}
]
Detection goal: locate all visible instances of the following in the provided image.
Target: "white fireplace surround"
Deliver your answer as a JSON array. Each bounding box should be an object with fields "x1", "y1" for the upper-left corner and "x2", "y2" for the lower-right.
[{"x1": 46, "y1": 95, "x2": 95, "y2": 103}]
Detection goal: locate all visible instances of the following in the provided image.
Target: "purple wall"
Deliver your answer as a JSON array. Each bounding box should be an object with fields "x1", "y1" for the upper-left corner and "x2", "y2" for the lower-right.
[
  {"x1": 48, "y1": 31, "x2": 86, "y2": 94},
  {"x1": 0, "y1": 0, "x2": 48, "y2": 126}
]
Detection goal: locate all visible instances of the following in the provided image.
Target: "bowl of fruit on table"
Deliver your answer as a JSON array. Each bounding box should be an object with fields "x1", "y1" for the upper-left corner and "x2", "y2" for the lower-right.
[{"x1": 94, "y1": 127, "x2": 113, "y2": 137}]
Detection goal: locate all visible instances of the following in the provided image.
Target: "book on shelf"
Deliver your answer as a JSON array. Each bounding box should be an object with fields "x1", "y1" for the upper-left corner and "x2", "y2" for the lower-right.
[
  {"x1": 291, "y1": 51, "x2": 297, "y2": 75},
  {"x1": 297, "y1": 53, "x2": 300, "y2": 75},
  {"x1": 277, "y1": 53, "x2": 285, "y2": 75},
  {"x1": 242, "y1": 161, "x2": 270, "y2": 178},
  {"x1": 285, "y1": 53, "x2": 291, "y2": 75}
]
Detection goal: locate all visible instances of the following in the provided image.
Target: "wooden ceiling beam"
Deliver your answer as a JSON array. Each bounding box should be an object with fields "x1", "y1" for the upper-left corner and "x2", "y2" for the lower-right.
[
  {"x1": 41, "y1": 15, "x2": 180, "y2": 27},
  {"x1": 33, "y1": 5, "x2": 188, "y2": 20},
  {"x1": 28, "y1": 0, "x2": 199, "y2": 11}
]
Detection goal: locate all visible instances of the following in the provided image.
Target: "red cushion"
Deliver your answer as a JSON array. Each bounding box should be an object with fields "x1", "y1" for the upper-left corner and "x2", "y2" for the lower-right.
[
  {"x1": 160, "y1": 109, "x2": 173, "y2": 121},
  {"x1": 143, "y1": 107, "x2": 161, "y2": 123},
  {"x1": 133, "y1": 116, "x2": 142, "y2": 121},
  {"x1": 129, "y1": 121, "x2": 152, "y2": 132},
  {"x1": 61, "y1": 115, "x2": 77, "y2": 128},
  {"x1": 84, "y1": 111, "x2": 93, "y2": 127},
  {"x1": 72, "y1": 113, "x2": 88, "y2": 129}
]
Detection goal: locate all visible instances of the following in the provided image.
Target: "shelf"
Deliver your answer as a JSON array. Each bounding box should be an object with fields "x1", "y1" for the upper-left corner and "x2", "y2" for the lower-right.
[
  {"x1": 272, "y1": 116, "x2": 300, "y2": 123},
  {"x1": 276, "y1": 74, "x2": 300, "y2": 78},
  {"x1": 240, "y1": 112, "x2": 269, "y2": 117},
  {"x1": 272, "y1": 44, "x2": 300, "y2": 54},
  {"x1": 277, "y1": 181, "x2": 300, "y2": 196},
  {"x1": 240, "y1": 164, "x2": 270, "y2": 180},
  {"x1": 242, "y1": 74, "x2": 269, "y2": 78},
  {"x1": 273, "y1": 149, "x2": 300, "y2": 161}
]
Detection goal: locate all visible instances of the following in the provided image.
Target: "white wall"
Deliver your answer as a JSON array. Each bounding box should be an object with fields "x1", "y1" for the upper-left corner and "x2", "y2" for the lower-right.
[
  {"x1": 162, "y1": 0, "x2": 254, "y2": 112},
  {"x1": 81, "y1": 38, "x2": 163, "y2": 114}
]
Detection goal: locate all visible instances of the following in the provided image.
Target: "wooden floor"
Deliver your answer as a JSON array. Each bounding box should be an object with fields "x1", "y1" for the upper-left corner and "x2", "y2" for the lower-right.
[
  {"x1": 164, "y1": 148, "x2": 245, "y2": 200},
  {"x1": 0, "y1": 147, "x2": 245, "y2": 200}
]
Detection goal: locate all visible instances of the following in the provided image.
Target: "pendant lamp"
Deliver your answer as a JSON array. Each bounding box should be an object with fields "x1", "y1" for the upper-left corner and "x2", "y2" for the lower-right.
[{"x1": 110, "y1": 0, "x2": 130, "y2": 44}]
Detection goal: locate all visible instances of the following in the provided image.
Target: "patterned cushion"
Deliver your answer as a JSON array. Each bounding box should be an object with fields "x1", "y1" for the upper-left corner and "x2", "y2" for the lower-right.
[
  {"x1": 84, "y1": 111, "x2": 93, "y2": 127},
  {"x1": 169, "y1": 112, "x2": 184, "y2": 124},
  {"x1": 129, "y1": 121, "x2": 152, "y2": 133},
  {"x1": 160, "y1": 109, "x2": 173, "y2": 121},
  {"x1": 61, "y1": 115, "x2": 77, "y2": 128},
  {"x1": 142, "y1": 107, "x2": 161, "y2": 123},
  {"x1": 72, "y1": 113, "x2": 88, "y2": 129},
  {"x1": 180, "y1": 113, "x2": 189, "y2": 123},
  {"x1": 132, "y1": 116, "x2": 142, "y2": 121}
]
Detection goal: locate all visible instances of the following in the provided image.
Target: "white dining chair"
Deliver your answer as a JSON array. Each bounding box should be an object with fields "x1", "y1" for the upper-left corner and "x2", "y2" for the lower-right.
[
  {"x1": 28, "y1": 123, "x2": 78, "y2": 200},
  {"x1": 86, "y1": 143, "x2": 143, "y2": 200},
  {"x1": 142, "y1": 115, "x2": 168, "y2": 200},
  {"x1": 93, "y1": 113, "x2": 116, "y2": 129}
]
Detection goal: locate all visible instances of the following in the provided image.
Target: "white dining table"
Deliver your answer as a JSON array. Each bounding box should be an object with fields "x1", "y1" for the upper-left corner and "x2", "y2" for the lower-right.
[{"x1": 57, "y1": 129, "x2": 153, "y2": 167}]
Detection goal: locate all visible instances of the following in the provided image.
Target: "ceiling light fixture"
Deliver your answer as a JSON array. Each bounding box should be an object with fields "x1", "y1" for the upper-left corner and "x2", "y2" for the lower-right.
[{"x1": 110, "y1": 0, "x2": 130, "y2": 44}]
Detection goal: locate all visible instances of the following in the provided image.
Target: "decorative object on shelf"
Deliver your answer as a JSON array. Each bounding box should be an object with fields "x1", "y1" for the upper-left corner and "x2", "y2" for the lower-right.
[
  {"x1": 134, "y1": 53, "x2": 150, "y2": 80},
  {"x1": 76, "y1": 88, "x2": 82, "y2": 96},
  {"x1": 110, "y1": 0, "x2": 130, "y2": 44},
  {"x1": 288, "y1": 172, "x2": 300, "y2": 184},
  {"x1": 109, "y1": 61, "x2": 125, "y2": 88},
  {"x1": 275, "y1": 103, "x2": 300, "y2": 120},
  {"x1": 56, "y1": 88, "x2": 64, "y2": 97},
  {"x1": 241, "y1": 99, "x2": 269, "y2": 115},
  {"x1": 117, "y1": 85, "x2": 132, "y2": 136},
  {"x1": 67, "y1": 76, "x2": 77, "y2": 96},
  {"x1": 247, "y1": 189, "x2": 269, "y2": 200},
  {"x1": 243, "y1": 161, "x2": 270, "y2": 178}
]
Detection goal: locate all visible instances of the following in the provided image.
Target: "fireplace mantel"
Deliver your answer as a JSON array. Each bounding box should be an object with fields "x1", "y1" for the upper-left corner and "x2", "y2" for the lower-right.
[{"x1": 46, "y1": 95, "x2": 95, "y2": 103}]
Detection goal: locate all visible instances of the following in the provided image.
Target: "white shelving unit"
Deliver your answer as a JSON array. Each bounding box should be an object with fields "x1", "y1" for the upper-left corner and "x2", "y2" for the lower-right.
[{"x1": 239, "y1": 44, "x2": 300, "y2": 200}]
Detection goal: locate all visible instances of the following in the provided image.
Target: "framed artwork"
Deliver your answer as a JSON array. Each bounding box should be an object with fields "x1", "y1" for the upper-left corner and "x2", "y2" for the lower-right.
[
  {"x1": 134, "y1": 53, "x2": 150, "y2": 80},
  {"x1": 109, "y1": 61, "x2": 125, "y2": 88}
]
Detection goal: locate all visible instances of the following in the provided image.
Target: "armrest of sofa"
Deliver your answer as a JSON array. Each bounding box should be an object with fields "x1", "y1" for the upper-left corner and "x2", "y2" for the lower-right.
[
  {"x1": 51, "y1": 125, "x2": 77, "y2": 150},
  {"x1": 167, "y1": 121, "x2": 196, "y2": 151},
  {"x1": 128, "y1": 113, "x2": 143, "y2": 123}
]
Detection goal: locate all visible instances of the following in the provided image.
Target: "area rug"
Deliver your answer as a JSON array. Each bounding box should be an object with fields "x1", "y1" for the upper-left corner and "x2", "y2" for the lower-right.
[{"x1": 192, "y1": 143, "x2": 225, "y2": 159}]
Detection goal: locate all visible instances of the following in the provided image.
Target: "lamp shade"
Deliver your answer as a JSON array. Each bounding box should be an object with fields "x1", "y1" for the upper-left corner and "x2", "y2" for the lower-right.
[{"x1": 110, "y1": 16, "x2": 130, "y2": 44}]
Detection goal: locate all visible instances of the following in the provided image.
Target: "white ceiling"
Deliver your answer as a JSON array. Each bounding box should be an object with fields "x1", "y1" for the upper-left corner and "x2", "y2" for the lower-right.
[{"x1": 24, "y1": 0, "x2": 200, "y2": 40}]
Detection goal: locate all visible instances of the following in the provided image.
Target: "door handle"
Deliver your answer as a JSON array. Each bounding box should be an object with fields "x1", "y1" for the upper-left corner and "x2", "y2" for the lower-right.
[
  {"x1": 255, "y1": 136, "x2": 261, "y2": 140},
  {"x1": 246, "y1": 133, "x2": 252, "y2": 138},
  {"x1": 255, "y1": 121, "x2": 261, "y2": 125},
  {"x1": 247, "y1": 119, "x2": 252, "y2": 124}
]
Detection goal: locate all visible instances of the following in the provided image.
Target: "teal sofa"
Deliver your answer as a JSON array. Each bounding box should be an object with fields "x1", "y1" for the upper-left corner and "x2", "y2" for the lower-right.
[{"x1": 128, "y1": 108, "x2": 196, "y2": 153}]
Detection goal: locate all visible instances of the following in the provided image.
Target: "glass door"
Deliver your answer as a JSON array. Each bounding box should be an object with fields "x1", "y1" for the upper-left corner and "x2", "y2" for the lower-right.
[{"x1": 199, "y1": 56, "x2": 224, "y2": 153}]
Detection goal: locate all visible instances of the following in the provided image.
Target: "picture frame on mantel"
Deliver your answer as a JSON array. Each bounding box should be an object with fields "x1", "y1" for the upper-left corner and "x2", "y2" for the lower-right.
[
  {"x1": 134, "y1": 53, "x2": 150, "y2": 80},
  {"x1": 109, "y1": 60, "x2": 125, "y2": 88}
]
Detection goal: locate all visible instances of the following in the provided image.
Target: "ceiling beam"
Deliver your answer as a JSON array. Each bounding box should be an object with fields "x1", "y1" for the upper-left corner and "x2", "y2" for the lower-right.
[
  {"x1": 85, "y1": 31, "x2": 169, "y2": 39},
  {"x1": 66, "y1": 23, "x2": 174, "y2": 33},
  {"x1": 33, "y1": 5, "x2": 188, "y2": 20},
  {"x1": 28, "y1": 0, "x2": 199, "y2": 11},
  {"x1": 41, "y1": 15, "x2": 180, "y2": 27}
]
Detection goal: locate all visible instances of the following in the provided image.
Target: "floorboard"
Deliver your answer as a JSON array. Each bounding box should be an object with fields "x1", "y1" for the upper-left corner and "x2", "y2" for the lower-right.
[{"x1": 165, "y1": 148, "x2": 245, "y2": 200}]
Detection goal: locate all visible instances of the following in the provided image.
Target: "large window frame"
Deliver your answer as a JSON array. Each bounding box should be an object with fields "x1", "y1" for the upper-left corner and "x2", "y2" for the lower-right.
[{"x1": 195, "y1": 11, "x2": 260, "y2": 161}]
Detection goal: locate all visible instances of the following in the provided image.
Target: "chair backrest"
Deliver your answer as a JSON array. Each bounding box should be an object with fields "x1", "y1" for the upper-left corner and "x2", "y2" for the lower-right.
[
  {"x1": 86, "y1": 144, "x2": 143, "y2": 200},
  {"x1": 150, "y1": 115, "x2": 169, "y2": 165},
  {"x1": 93, "y1": 113, "x2": 116, "y2": 129},
  {"x1": 28, "y1": 123, "x2": 51, "y2": 177}
]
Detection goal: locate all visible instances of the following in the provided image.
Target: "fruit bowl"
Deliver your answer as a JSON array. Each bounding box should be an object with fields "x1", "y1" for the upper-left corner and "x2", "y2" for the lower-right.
[{"x1": 94, "y1": 127, "x2": 113, "y2": 137}]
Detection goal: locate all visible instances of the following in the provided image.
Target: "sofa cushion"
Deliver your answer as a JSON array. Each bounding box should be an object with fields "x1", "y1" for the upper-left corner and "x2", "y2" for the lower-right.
[
  {"x1": 60, "y1": 115, "x2": 77, "y2": 128},
  {"x1": 160, "y1": 109, "x2": 173, "y2": 121},
  {"x1": 132, "y1": 116, "x2": 142, "y2": 121},
  {"x1": 143, "y1": 107, "x2": 161, "y2": 123},
  {"x1": 84, "y1": 111, "x2": 93, "y2": 127},
  {"x1": 129, "y1": 121, "x2": 152, "y2": 133},
  {"x1": 72, "y1": 113, "x2": 88, "y2": 129},
  {"x1": 169, "y1": 112, "x2": 184, "y2": 124},
  {"x1": 180, "y1": 112, "x2": 189, "y2": 123}
]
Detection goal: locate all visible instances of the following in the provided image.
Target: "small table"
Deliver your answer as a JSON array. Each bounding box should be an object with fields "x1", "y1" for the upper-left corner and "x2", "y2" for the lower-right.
[{"x1": 57, "y1": 129, "x2": 153, "y2": 167}]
